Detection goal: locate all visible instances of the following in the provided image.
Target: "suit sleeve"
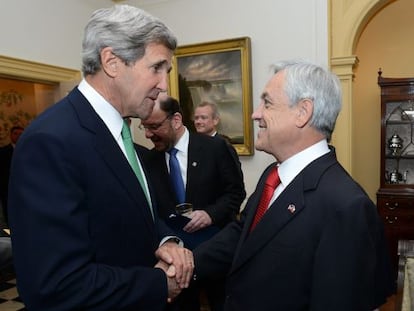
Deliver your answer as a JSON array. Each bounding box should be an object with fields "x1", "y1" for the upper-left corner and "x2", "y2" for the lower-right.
[
  {"x1": 194, "y1": 220, "x2": 243, "y2": 280},
  {"x1": 309, "y1": 194, "x2": 394, "y2": 310},
  {"x1": 204, "y1": 138, "x2": 246, "y2": 227}
]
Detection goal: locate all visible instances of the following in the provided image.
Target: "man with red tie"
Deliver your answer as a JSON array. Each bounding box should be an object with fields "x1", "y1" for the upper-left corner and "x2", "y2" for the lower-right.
[{"x1": 193, "y1": 60, "x2": 394, "y2": 311}]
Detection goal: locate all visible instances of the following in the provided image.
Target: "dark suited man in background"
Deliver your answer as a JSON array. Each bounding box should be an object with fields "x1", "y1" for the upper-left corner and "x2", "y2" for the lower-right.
[
  {"x1": 0, "y1": 125, "x2": 24, "y2": 226},
  {"x1": 193, "y1": 60, "x2": 394, "y2": 311},
  {"x1": 193, "y1": 101, "x2": 244, "y2": 190},
  {"x1": 8, "y1": 5, "x2": 193, "y2": 311},
  {"x1": 140, "y1": 94, "x2": 246, "y2": 311}
]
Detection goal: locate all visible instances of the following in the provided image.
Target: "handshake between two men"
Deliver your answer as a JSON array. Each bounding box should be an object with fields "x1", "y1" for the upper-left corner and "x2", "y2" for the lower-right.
[{"x1": 154, "y1": 240, "x2": 195, "y2": 302}]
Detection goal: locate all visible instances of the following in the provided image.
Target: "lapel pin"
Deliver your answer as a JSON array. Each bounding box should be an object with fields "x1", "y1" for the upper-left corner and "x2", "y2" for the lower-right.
[
  {"x1": 287, "y1": 204, "x2": 296, "y2": 214},
  {"x1": 192, "y1": 162, "x2": 197, "y2": 167}
]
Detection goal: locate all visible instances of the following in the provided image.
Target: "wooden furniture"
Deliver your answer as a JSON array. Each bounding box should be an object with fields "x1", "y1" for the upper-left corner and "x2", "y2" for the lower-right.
[{"x1": 377, "y1": 70, "x2": 414, "y2": 280}]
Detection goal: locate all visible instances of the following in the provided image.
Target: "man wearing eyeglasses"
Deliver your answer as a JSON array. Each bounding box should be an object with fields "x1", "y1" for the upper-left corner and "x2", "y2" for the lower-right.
[{"x1": 139, "y1": 93, "x2": 246, "y2": 311}]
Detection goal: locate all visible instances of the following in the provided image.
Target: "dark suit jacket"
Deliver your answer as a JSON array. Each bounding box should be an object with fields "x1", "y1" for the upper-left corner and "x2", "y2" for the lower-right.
[
  {"x1": 213, "y1": 133, "x2": 244, "y2": 184},
  {"x1": 141, "y1": 133, "x2": 246, "y2": 246},
  {"x1": 194, "y1": 150, "x2": 394, "y2": 311},
  {"x1": 8, "y1": 87, "x2": 175, "y2": 311}
]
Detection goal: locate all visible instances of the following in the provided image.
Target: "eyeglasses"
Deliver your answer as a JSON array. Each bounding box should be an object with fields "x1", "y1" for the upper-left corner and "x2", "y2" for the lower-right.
[{"x1": 139, "y1": 115, "x2": 170, "y2": 131}]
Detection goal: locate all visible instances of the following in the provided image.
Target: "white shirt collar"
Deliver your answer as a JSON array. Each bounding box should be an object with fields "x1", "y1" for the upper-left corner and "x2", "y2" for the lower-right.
[
  {"x1": 174, "y1": 127, "x2": 189, "y2": 153},
  {"x1": 77, "y1": 79, "x2": 124, "y2": 139},
  {"x1": 278, "y1": 140, "x2": 330, "y2": 188}
]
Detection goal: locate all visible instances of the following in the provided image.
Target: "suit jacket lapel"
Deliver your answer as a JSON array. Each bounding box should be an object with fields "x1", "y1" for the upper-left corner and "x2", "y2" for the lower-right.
[
  {"x1": 68, "y1": 89, "x2": 156, "y2": 231},
  {"x1": 186, "y1": 134, "x2": 203, "y2": 201},
  {"x1": 150, "y1": 150, "x2": 176, "y2": 207},
  {"x1": 231, "y1": 151, "x2": 337, "y2": 272},
  {"x1": 232, "y1": 175, "x2": 306, "y2": 272}
]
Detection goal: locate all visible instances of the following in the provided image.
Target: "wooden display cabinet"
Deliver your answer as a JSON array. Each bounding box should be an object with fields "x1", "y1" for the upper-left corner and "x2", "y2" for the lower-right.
[{"x1": 376, "y1": 70, "x2": 414, "y2": 279}]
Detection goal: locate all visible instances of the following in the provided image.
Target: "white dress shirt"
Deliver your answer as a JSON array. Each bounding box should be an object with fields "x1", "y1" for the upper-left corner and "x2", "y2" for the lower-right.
[{"x1": 269, "y1": 140, "x2": 330, "y2": 206}]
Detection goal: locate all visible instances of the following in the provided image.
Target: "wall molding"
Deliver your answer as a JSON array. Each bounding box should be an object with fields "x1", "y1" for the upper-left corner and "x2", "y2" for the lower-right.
[
  {"x1": 329, "y1": 0, "x2": 387, "y2": 174},
  {"x1": 0, "y1": 55, "x2": 81, "y2": 84}
]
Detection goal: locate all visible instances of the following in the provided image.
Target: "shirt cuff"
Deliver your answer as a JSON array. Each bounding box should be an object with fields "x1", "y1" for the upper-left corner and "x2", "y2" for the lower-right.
[{"x1": 160, "y1": 236, "x2": 184, "y2": 247}]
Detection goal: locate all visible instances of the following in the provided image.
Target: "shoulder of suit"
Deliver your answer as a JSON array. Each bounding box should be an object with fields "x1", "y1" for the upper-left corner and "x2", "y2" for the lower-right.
[
  {"x1": 190, "y1": 131, "x2": 216, "y2": 144},
  {"x1": 300, "y1": 151, "x2": 340, "y2": 188},
  {"x1": 190, "y1": 132, "x2": 227, "y2": 150},
  {"x1": 146, "y1": 147, "x2": 165, "y2": 160},
  {"x1": 135, "y1": 143, "x2": 150, "y2": 153},
  {"x1": 216, "y1": 133, "x2": 232, "y2": 144}
]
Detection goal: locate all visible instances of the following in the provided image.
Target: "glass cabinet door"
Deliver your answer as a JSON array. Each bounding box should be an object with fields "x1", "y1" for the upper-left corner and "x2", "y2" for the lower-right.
[{"x1": 384, "y1": 100, "x2": 414, "y2": 186}]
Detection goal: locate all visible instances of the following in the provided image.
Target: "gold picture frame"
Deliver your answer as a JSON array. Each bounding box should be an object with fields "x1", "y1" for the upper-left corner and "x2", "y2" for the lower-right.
[{"x1": 169, "y1": 37, "x2": 254, "y2": 156}]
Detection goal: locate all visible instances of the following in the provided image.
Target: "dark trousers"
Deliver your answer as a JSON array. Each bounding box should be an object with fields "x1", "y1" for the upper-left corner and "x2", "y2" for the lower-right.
[
  {"x1": 0, "y1": 196, "x2": 8, "y2": 227},
  {"x1": 167, "y1": 278, "x2": 225, "y2": 311}
]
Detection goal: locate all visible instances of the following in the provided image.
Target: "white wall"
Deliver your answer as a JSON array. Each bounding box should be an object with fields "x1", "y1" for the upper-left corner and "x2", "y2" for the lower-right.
[
  {"x1": 0, "y1": 0, "x2": 328, "y2": 201},
  {"x1": 0, "y1": 0, "x2": 114, "y2": 69}
]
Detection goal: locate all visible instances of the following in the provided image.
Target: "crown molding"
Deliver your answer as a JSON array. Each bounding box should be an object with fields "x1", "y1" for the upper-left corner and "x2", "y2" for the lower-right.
[{"x1": 0, "y1": 55, "x2": 81, "y2": 84}]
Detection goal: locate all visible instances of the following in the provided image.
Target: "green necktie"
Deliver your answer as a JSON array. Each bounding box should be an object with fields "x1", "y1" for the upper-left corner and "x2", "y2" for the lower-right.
[{"x1": 121, "y1": 120, "x2": 153, "y2": 217}]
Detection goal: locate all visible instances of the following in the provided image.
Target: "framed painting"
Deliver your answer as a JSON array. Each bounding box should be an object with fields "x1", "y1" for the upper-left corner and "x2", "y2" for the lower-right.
[{"x1": 169, "y1": 37, "x2": 254, "y2": 156}]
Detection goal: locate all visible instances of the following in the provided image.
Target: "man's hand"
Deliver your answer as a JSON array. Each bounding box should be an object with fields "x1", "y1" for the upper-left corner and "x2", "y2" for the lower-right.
[
  {"x1": 183, "y1": 210, "x2": 212, "y2": 233},
  {"x1": 155, "y1": 241, "x2": 193, "y2": 288},
  {"x1": 155, "y1": 260, "x2": 181, "y2": 302}
]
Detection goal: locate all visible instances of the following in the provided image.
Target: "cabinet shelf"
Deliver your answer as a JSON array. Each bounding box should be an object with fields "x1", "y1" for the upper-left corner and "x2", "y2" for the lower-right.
[
  {"x1": 386, "y1": 120, "x2": 413, "y2": 125},
  {"x1": 385, "y1": 155, "x2": 414, "y2": 159}
]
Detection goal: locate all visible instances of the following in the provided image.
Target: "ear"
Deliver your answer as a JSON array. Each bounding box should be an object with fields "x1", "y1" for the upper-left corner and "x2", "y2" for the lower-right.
[
  {"x1": 101, "y1": 47, "x2": 118, "y2": 78},
  {"x1": 295, "y1": 98, "x2": 313, "y2": 128},
  {"x1": 213, "y1": 117, "x2": 219, "y2": 127},
  {"x1": 172, "y1": 112, "x2": 183, "y2": 129}
]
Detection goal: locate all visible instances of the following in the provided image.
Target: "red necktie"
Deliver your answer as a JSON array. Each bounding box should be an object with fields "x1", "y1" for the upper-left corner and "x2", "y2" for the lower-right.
[{"x1": 250, "y1": 166, "x2": 280, "y2": 232}]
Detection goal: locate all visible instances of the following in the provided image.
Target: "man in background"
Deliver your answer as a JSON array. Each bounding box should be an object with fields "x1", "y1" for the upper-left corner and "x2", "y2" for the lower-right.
[
  {"x1": 193, "y1": 101, "x2": 220, "y2": 137},
  {"x1": 140, "y1": 94, "x2": 246, "y2": 311},
  {"x1": 193, "y1": 60, "x2": 394, "y2": 310},
  {"x1": 8, "y1": 5, "x2": 193, "y2": 311},
  {"x1": 193, "y1": 101, "x2": 243, "y2": 183},
  {"x1": 0, "y1": 125, "x2": 24, "y2": 226},
  {"x1": 193, "y1": 101, "x2": 232, "y2": 142}
]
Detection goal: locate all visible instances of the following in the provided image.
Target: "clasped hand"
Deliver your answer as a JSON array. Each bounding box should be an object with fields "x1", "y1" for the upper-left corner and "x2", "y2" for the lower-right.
[{"x1": 154, "y1": 241, "x2": 194, "y2": 302}]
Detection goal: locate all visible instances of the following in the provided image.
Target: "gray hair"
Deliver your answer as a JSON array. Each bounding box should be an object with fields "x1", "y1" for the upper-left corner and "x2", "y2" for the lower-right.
[
  {"x1": 81, "y1": 5, "x2": 177, "y2": 76},
  {"x1": 272, "y1": 60, "x2": 342, "y2": 142}
]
